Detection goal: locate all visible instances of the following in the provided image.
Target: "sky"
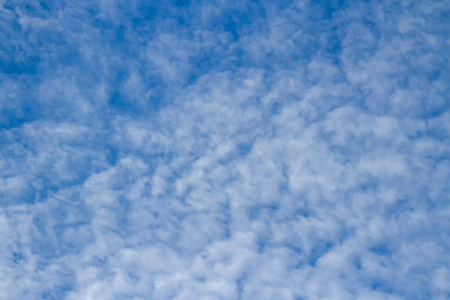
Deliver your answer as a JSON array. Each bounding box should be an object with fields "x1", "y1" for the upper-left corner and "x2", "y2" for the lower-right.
[{"x1": 0, "y1": 0, "x2": 449, "y2": 299}]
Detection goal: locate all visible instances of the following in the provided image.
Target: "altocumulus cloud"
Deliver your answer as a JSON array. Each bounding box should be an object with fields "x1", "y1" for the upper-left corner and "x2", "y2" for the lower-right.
[{"x1": 0, "y1": 0, "x2": 449, "y2": 299}]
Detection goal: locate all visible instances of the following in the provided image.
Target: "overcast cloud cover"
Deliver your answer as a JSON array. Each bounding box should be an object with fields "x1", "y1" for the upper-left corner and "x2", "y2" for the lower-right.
[{"x1": 1, "y1": 0, "x2": 449, "y2": 299}]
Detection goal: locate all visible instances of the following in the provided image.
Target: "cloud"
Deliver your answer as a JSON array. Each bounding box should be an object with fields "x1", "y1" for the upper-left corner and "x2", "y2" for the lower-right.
[{"x1": 1, "y1": 0, "x2": 449, "y2": 299}]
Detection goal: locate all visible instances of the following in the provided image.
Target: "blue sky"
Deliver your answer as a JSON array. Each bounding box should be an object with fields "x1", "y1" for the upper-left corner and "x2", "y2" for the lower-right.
[{"x1": 0, "y1": 0, "x2": 449, "y2": 299}]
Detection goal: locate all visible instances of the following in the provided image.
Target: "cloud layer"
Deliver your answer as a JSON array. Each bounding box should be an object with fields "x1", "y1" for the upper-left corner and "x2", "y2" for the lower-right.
[{"x1": 1, "y1": 0, "x2": 449, "y2": 299}]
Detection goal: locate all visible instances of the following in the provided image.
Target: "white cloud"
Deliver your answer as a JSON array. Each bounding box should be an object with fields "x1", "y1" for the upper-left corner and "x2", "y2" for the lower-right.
[{"x1": 1, "y1": 0, "x2": 449, "y2": 299}]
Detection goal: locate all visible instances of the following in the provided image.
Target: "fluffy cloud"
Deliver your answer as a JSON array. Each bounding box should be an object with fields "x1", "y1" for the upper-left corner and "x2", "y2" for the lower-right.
[{"x1": 1, "y1": 0, "x2": 449, "y2": 299}]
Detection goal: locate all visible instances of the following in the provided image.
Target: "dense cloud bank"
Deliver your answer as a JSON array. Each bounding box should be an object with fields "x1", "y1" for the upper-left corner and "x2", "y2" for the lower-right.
[{"x1": 1, "y1": 0, "x2": 449, "y2": 299}]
